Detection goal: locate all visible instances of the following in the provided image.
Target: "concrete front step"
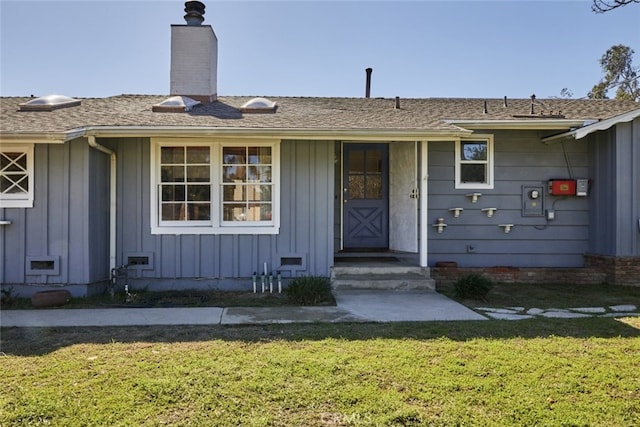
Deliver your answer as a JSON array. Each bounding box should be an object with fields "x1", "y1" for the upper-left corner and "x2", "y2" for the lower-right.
[{"x1": 331, "y1": 266, "x2": 435, "y2": 290}]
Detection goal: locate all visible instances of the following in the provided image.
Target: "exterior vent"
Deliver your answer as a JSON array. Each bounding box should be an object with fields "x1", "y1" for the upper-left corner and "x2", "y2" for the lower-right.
[
  {"x1": 240, "y1": 97, "x2": 277, "y2": 114},
  {"x1": 278, "y1": 254, "x2": 306, "y2": 271},
  {"x1": 152, "y1": 95, "x2": 201, "y2": 113},
  {"x1": 126, "y1": 252, "x2": 155, "y2": 271},
  {"x1": 26, "y1": 256, "x2": 60, "y2": 275},
  {"x1": 18, "y1": 94, "x2": 81, "y2": 111}
]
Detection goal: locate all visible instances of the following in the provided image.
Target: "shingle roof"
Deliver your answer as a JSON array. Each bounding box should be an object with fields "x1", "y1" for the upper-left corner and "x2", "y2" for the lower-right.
[{"x1": 1, "y1": 95, "x2": 639, "y2": 135}]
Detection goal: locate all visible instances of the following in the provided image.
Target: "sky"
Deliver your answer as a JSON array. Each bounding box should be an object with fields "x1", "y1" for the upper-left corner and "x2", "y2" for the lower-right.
[{"x1": 1, "y1": 0, "x2": 639, "y2": 100}]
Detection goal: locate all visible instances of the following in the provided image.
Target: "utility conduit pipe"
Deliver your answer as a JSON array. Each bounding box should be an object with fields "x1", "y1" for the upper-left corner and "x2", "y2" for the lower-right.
[{"x1": 88, "y1": 136, "x2": 117, "y2": 274}]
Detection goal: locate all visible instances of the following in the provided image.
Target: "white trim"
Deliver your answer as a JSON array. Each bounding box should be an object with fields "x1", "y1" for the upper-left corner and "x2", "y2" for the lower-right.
[
  {"x1": 150, "y1": 137, "x2": 280, "y2": 235},
  {"x1": 85, "y1": 126, "x2": 474, "y2": 140},
  {"x1": 454, "y1": 135, "x2": 494, "y2": 190},
  {"x1": 419, "y1": 141, "x2": 429, "y2": 267},
  {"x1": 444, "y1": 119, "x2": 589, "y2": 130},
  {"x1": 0, "y1": 144, "x2": 34, "y2": 208}
]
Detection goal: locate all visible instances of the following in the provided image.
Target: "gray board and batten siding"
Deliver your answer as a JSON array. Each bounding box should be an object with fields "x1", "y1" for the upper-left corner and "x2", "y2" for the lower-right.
[
  {"x1": 588, "y1": 117, "x2": 640, "y2": 257},
  {"x1": 112, "y1": 137, "x2": 334, "y2": 292},
  {"x1": 1, "y1": 139, "x2": 111, "y2": 296},
  {"x1": 427, "y1": 130, "x2": 591, "y2": 268}
]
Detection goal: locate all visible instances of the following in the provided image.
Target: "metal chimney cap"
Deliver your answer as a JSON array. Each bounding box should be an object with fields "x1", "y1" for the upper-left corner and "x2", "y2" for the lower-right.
[{"x1": 184, "y1": 1, "x2": 205, "y2": 25}]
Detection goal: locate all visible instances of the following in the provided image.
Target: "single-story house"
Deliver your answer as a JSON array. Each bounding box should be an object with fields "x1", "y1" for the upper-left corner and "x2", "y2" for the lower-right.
[{"x1": 1, "y1": 2, "x2": 639, "y2": 297}]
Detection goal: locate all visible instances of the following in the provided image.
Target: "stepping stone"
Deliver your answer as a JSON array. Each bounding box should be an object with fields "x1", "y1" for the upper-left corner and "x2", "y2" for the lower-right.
[
  {"x1": 478, "y1": 308, "x2": 523, "y2": 314},
  {"x1": 540, "y1": 311, "x2": 592, "y2": 318},
  {"x1": 609, "y1": 305, "x2": 637, "y2": 312},
  {"x1": 569, "y1": 307, "x2": 606, "y2": 314},
  {"x1": 485, "y1": 312, "x2": 534, "y2": 320},
  {"x1": 527, "y1": 308, "x2": 545, "y2": 315},
  {"x1": 600, "y1": 312, "x2": 640, "y2": 318}
]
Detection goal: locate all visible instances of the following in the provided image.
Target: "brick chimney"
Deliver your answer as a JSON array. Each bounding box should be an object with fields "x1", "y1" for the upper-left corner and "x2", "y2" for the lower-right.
[{"x1": 170, "y1": 1, "x2": 217, "y2": 103}]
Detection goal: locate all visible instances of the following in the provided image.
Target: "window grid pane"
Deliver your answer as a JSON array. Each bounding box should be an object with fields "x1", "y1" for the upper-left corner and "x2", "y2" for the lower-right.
[
  {"x1": 160, "y1": 146, "x2": 211, "y2": 222},
  {"x1": 222, "y1": 146, "x2": 273, "y2": 223}
]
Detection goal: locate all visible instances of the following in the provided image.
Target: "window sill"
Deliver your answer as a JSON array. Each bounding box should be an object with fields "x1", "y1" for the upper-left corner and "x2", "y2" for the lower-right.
[
  {"x1": 455, "y1": 183, "x2": 494, "y2": 190},
  {"x1": 151, "y1": 225, "x2": 280, "y2": 235},
  {"x1": 0, "y1": 199, "x2": 33, "y2": 208}
]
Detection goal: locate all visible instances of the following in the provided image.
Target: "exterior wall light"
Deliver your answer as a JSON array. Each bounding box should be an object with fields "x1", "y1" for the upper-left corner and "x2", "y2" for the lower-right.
[
  {"x1": 466, "y1": 193, "x2": 482, "y2": 203},
  {"x1": 432, "y1": 217, "x2": 448, "y2": 233},
  {"x1": 482, "y1": 208, "x2": 497, "y2": 218},
  {"x1": 449, "y1": 208, "x2": 464, "y2": 218}
]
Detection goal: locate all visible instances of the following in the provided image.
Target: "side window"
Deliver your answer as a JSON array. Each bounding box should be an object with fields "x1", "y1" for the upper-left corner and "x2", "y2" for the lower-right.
[
  {"x1": 455, "y1": 137, "x2": 493, "y2": 189},
  {"x1": 0, "y1": 145, "x2": 34, "y2": 208}
]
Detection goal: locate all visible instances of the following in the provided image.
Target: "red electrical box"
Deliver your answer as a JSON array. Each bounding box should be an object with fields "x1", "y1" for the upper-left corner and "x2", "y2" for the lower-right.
[{"x1": 548, "y1": 179, "x2": 576, "y2": 196}]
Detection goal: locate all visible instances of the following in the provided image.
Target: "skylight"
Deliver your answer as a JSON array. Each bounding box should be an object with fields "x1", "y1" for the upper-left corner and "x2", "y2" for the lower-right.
[
  {"x1": 18, "y1": 94, "x2": 81, "y2": 111},
  {"x1": 152, "y1": 96, "x2": 201, "y2": 113},
  {"x1": 240, "y1": 97, "x2": 277, "y2": 113}
]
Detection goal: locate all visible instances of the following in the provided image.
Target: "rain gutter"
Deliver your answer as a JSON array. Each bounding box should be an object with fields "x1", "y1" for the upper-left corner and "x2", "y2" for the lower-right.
[
  {"x1": 542, "y1": 108, "x2": 640, "y2": 144},
  {"x1": 443, "y1": 119, "x2": 589, "y2": 131},
  {"x1": 87, "y1": 136, "x2": 117, "y2": 274}
]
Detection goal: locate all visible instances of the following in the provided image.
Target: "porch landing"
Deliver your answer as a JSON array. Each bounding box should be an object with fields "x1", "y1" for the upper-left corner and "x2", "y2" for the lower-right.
[{"x1": 332, "y1": 252, "x2": 435, "y2": 290}]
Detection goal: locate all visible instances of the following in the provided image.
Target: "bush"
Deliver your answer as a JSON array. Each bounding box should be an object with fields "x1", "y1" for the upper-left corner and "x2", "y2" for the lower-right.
[
  {"x1": 453, "y1": 273, "x2": 493, "y2": 301},
  {"x1": 285, "y1": 276, "x2": 333, "y2": 305}
]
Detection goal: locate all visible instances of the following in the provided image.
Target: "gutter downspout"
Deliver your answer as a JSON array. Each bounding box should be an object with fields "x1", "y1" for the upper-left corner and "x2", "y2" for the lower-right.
[{"x1": 88, "y1": 136, "x2": 117, "y2": 275}]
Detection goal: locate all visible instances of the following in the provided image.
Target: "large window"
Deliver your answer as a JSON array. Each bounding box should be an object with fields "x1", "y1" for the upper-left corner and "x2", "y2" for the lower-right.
[
  {"x1": 455, "y1": 136, "x2": 494, "y2": 189},
  {"x1": 151, "y1": 139, "x2": 279, "y2": 234},
  {"x1": 0, "y1": 145, "x2": 34, "y2": 208}
]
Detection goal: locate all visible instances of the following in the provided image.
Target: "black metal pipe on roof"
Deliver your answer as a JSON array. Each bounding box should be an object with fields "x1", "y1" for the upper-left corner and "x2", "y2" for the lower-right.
[{"x1": 365, "y1": 68, "x2": 372, "y2": 98}]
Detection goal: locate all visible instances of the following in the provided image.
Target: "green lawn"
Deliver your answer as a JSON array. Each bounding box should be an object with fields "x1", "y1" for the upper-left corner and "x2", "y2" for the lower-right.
[{"x1": 2, "y1": 317, "x2": 639, "y2": 426}]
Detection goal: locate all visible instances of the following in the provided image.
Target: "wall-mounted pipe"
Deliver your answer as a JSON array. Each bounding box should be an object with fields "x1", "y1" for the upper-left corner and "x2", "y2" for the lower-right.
[{"x1": 88, "y1": 136, "x2": 117, "y2": 274}]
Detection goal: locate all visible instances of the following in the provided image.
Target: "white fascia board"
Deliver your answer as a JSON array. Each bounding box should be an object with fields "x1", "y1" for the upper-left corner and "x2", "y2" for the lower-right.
[
  {"x1": 84, "y1": 126, "x2": 474, "y2": 141},
  {"x1": 444, "y1": 119, "x2": 588, "y2": 130},
  {"x1": 0, "y1": 128, "x2": 85, "y2": 144},
  {"x1": 542, "y1": 108, "x2": 640, "y2": 143},
  {"x1": 0, "y1": 132, "x2": 70, "y2": 144},
  {"x1": 2, "y1": 125, "x2": 474, "y2": 144}
]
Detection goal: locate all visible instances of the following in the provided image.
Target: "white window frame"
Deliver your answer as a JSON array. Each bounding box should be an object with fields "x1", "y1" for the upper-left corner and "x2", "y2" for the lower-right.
[
  {"x1": 0, "y1": 144, "x2": 34, "y2": 208},
  {"x1": 454, "y1": 135, "x2": 494, "y2": 190},
  {"x1": 150, "y1": 138, "x2": 280, "y2": 235}
]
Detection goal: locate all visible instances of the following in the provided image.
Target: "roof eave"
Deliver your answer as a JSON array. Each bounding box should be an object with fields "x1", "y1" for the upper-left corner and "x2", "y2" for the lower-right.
[
  {"x1": 541, "y1": 108, "x2": 640, "y2": 144},
  {"x1": 82, "y1": 126, "x2": 474, "y2": 141},
  {"x1": 0, "y1": 128, "x2": 85, "y2": 144},
  {"x1": 444, "y1": 119, "x2": 590, "y2": 131}
]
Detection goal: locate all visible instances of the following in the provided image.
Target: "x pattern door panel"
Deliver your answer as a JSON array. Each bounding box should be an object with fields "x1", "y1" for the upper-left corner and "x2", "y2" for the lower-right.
[{"x1": 343, "y1": 144, "x2": 389, "y2": 249}]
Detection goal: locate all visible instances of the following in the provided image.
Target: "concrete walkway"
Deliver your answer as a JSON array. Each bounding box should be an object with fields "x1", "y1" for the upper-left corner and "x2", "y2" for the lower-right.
[{"x1": 0, "y1": 290, "x2": 486, "y2": 327}]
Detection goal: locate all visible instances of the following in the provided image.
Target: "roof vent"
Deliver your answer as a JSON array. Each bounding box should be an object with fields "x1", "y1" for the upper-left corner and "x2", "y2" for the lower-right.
[
  {"x1": 240, "y1": 97, "x2": 277, "y2": 114},
  {"x1": 184, "y1": 1, "x2": 205, "y2": 25},
  {"x1": 152, "y1": 96, "x2": 201, "y2": 113},
  {"x1": 18, "y1": 94, "x2": 81, "y2": 111}
]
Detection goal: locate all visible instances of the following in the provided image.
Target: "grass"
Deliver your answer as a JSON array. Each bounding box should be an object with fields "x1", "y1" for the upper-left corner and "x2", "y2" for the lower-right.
[
  {"x1": 439, "y1": 280, "x2": 640, "y2": 310},
  {"x1": 1, "y1": 318, "x2": 640, "y2": 425},
  {"x1": 2, "y1": 282, "x2": 640, "y2": 425}
]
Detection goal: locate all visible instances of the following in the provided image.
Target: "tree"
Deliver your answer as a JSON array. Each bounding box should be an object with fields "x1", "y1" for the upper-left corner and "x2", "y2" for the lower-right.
[
  {"x1": 592, "y1": 0, "x2": 640, "y2": 13},
  {"x1": 588, "y1": 45, "x2": 640, "y2": 101}
]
